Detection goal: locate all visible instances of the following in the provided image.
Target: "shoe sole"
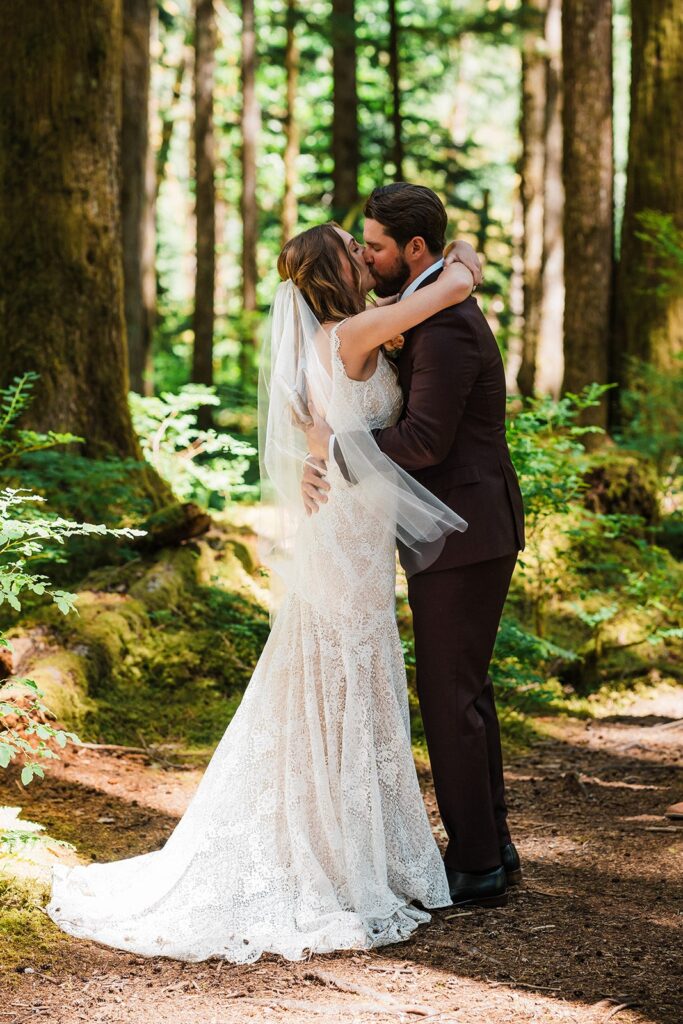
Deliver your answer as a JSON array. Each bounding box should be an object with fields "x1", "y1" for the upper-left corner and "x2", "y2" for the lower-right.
[
  {"x1": 506, "y1": 867, "x2": 523, "y2": 886},
  {"x1": 449, "y1": 891, "x2": 509, "y2": 909}
]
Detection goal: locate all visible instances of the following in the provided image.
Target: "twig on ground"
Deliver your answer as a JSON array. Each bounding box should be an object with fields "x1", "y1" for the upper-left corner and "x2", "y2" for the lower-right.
[
  {"x1": 469, "y1": 946, "x2": 508, "y2": 971},
  {"x1": 33, "y1": 972, "x2": 62, "y2": 986},
  {"x1": 525, "y1": 885, "x2": 574, "y2": 898},
  {"x1": 304, "y1": 969, "x2": 432, "y2": 1015},
  {"x1": 601, "y1": 1000, "x2": 637, "y2": 1021},
  {"x1": 136, "y1": 731, "x2": 194, "y2": 770}
]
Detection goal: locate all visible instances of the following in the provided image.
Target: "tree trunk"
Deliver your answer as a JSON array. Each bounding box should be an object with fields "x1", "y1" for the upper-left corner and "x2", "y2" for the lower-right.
[
  {"x1": 122, "y1": 0, "x2": 156, "y2": 397},
  {"x1": 241, "y1": 0, "x2": 259, "y2": 373},
  {"x1": 0, "y1": 0, "x2": 162, "y2": 484},
  {"x1": 192, "y1": 0, "x2": 216, "y2": 420},
  {"x1": 561, "y1": 0, "x2": 614, "y2": 432},
  {"x1": 561, "y1": 0, "x2": 613, "y2": 431},
  {"x1": 614, "y1": 0, "x2": 683, "y2": 392},
  {"x1": 517, "y1": 0, "x2": 547, "y2": 398},
  {"x1": 535, "y1": 0, "x2": 565, "y2": 398},
  {"x1": 331, "y1": 0, "x2": 359, "y2": 219},
  {"x1": 388, "y1": 0, "x2": 404, "y2": 182},
  {"x1": 282, "y1": 0, "x2": 299, "y2": 246}
]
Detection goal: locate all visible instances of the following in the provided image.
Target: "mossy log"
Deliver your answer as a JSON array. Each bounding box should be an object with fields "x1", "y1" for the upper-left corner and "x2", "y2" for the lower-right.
[
  {"x1": 583, "y1": 451, "x2": 660, "y2": 523},
  {"x1": 135, "y1": 502, "x2": 212, "y2": 552},
  {"x1": 4, "y1": 525, "x2": 271, "y2": 748}
]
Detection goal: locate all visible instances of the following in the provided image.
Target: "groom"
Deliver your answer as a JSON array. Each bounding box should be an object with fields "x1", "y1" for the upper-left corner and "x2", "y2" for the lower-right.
[{"x1": 303, "y1": 183, "x2": 525, "y2": 908}]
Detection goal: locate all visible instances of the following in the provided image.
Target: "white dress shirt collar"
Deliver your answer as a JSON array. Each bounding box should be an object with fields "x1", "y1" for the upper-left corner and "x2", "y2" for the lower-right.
[{"x1": 399, "y1": 258, "x2": 444, "y2": 301}]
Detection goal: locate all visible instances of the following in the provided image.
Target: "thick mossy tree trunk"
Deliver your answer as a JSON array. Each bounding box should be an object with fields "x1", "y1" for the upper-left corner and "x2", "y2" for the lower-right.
[
  {"x1": 281, "y1": 0, "x2": 300, "y2": 246},
  {"x1": 0, "y1": 0, "x2": 171, "y2": 504},
  {"x1": 561, "y1": 0, "x2": 613, "y2": 432},
  {"x1": 331, "y1": 0, "x2": 359, "y2": 220},
  {"x1": 518, "y1": 0, "x2": 547, "y2": 398},
  {"x1": 122, "y1": 0, "x2": 156, "y2": 396},
  {"x1": 614, "y1": 0, "x2": 683, "y2": 396},
  {"x1": 193, "y1": 0, "x2": 217, "y2": 420}
]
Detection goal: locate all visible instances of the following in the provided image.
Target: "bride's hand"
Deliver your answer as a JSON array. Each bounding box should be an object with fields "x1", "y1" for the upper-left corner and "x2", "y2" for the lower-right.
[
  {"x1": 440, "y1": 259, "x2": 475, "y2": 298},
  {"x1": 444, "y1": 240, "x2": 483, "y2": 288},
  {"x1": 301, "y1": 458, "x2": 330, "y2": 515}
]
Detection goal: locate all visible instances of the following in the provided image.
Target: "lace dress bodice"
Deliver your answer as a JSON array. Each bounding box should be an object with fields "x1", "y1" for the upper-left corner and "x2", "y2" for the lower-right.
[{"x1": 328, "y1": 322, "x2": 404, "y2": 432}]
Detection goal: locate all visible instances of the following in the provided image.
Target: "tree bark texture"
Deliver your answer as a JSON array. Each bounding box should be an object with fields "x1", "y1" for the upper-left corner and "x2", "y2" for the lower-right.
[
  {"x1": 193, "y1": 0, "x2": 216, "y2": 397},
  {"x1": 0, "y1": 0, "x2": 146, "y2": 461},
  {"x1": 561, "y1": 0, "x2": 613, "y2": 431},
  {"x1": 122, "y1": 0, "x2": 156, "y2": 396},
  {"x1": 388, "y1": 0, "x2": 404, "y2": 182},
  {"x1": 282, "y1": 0, "x2": 300, "y2": 246},
  {"x1": 614, "y1": 0, "x2": 683, "y2": 388},
  {"x1": 518, "y1": 0, "x2": 547, "y2": 397},
  {"x1": 241, "y1": 0, "x2": 259, "y2": 320},
  {"x1": 535, "y1": 0, "x2": 565, "y2": 398},
  {"x1": 331, "y1": 0, "x2": 359, "y2": 218}
]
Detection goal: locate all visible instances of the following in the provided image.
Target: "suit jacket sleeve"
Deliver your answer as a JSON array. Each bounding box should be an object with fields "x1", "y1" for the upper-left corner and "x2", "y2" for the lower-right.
[{"x1": 373, "y1": 307, "x2": 480, "y2": 471}]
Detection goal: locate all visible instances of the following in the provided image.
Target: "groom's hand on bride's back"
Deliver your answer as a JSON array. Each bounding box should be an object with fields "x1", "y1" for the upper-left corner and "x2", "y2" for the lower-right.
[
  {"x1": 301, "y1": 458, "x2": 330, "y2": 515},
  {"x1": 445, "y1": 240, "x2": 483, "y2": 288}
]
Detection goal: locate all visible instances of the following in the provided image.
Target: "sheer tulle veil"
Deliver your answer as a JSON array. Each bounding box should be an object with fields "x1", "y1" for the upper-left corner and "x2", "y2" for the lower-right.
[{"x1": 257, "y1": 279, "x2": 467, "y2": 613}]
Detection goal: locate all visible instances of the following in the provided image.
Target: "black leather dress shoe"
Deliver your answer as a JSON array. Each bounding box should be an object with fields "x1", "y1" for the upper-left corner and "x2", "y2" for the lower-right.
[
  {"x1": 501, "y1": 842, "x2": 522, "y2": 886},
  {"x1": 446, "y1": 865, "x2": 508, "y2": 908}
]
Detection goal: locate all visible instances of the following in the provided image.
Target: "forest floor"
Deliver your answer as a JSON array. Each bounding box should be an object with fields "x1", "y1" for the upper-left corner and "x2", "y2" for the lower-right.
[{"x1": 0, "y1": 684, "x2": 681, "y2": 1024}]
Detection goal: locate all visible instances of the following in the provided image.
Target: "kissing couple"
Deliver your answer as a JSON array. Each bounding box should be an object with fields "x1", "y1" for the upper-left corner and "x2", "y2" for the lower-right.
[{"x1": 47, "y1": 182, "x2": 526, "y2": 964}]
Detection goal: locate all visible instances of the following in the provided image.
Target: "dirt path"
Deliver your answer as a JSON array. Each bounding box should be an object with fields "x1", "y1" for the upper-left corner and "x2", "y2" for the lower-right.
[{"x1": 1, "y1": 687, "x2": 681, "y2": 1024}]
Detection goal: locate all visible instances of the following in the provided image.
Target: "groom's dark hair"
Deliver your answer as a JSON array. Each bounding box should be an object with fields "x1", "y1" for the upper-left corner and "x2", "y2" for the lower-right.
[{"x1": 364, "y1": 183, "x2": 447, "y2": 256}]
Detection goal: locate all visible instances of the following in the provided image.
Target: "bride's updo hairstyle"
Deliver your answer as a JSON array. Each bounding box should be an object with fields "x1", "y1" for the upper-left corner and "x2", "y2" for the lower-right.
[{"x1": 278, "y1": 223, "x2": 366, "y2": 324}]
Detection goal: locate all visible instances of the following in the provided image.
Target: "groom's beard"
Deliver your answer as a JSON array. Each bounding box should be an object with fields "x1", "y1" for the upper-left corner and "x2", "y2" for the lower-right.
[{"x1": 370, "y1": 257, "x2": 411, "y2": 297}]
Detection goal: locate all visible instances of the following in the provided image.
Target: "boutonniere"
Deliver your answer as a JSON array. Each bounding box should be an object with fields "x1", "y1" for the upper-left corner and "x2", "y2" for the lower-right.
[{"x1": 382, "y1": 334, "x2": 404, "y2": 360}]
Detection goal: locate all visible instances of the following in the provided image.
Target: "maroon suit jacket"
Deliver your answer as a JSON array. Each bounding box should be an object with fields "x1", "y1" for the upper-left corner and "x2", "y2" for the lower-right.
[{"x1": 374, "y1": 269, "x2": 525, "y2": 573}]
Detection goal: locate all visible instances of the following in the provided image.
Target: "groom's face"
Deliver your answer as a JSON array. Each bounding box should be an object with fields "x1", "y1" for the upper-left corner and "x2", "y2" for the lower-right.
[{"x1": 362, "y1": 219, "x2": 411, "y2": 297}]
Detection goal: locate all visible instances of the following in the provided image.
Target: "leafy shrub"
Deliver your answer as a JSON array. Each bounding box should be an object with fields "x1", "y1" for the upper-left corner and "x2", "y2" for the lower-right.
[
  {"x1": 129, "y1": 385, "x2": 257, "y2": 508},
  {"x1": 616, "y1": 356, "x2": 682, "y2": 490},
  {"x1": 0, "y1": 488, "x2": 144, "y2": 783},
  {"x1": 0, "y1": 375, "x2": 145, "y2": 783}
]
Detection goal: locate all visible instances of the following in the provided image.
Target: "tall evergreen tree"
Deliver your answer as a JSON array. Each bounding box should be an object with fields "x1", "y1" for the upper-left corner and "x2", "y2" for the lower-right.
[
  {"x1": 122, "y1": 0, "x2": 156, "y2": 396},
  {"x1": 561, "y1": 0, "x2": 613, "y2": 431},
  {"x1": 193, "y1": 0, "x2": 217, "y2": 416},
  {"x1": 614, "y1": 0, "x2": 683, "y2": 394},
  {"x1": 241, "y1": 0, "x2": 259, "y2": 368},
  {"x1": 518, "y1": 0, "x2": 565, "y2": 398},
  {"x1": 282, "y1": 0, "x2": 300, "y2": 245},
  {"x1": 535, "y1": 0, "x2": 564, "y2": 398},
  {"x1": 388, "y1": 0, "x2": 404, "y2": 181},
  {"x1": 331, "y1": 0, "x2": 359, "y2": 218},
  {"x1": 518, "y1": 0, "x2": 547, "y2": 397}
]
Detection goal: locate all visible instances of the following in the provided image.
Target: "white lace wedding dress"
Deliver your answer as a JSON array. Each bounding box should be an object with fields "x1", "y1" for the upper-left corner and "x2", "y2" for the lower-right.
[{"x1": 46, "y1": 331, "x2": 451, "y2": 963}]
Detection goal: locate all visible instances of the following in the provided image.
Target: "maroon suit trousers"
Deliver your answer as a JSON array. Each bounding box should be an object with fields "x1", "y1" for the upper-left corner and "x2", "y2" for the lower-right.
[{"x1": 407, "y1": 551, "x2": 517, "y2": 872}]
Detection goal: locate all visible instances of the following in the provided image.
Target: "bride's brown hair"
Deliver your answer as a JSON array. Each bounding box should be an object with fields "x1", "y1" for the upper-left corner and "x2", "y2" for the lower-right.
[{"x1": 277, "y1": 223, "x2": 366, "y2": 323}]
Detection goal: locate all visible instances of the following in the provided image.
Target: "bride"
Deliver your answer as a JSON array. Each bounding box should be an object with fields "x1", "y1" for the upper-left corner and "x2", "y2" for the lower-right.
[{"x1": 46, "y1": 222, "x2": 475, "y2": 963}]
